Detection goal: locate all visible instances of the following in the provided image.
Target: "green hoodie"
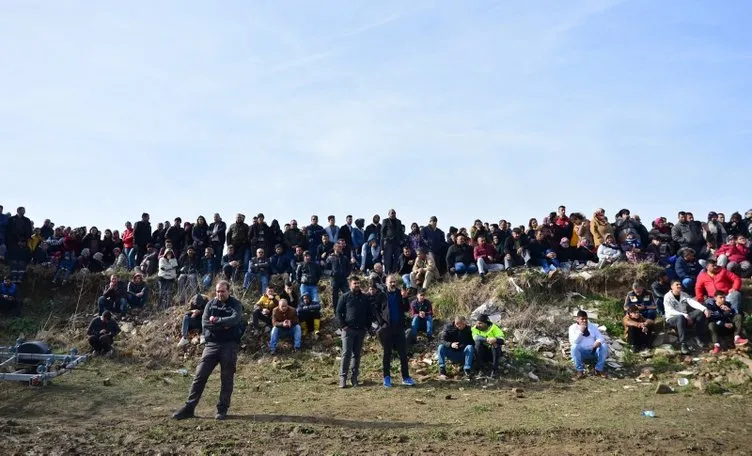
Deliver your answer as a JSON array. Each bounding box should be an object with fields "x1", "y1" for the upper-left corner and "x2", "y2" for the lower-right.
[{"x1": 471, "y1": 323, "x2": 505, "y2": 346}]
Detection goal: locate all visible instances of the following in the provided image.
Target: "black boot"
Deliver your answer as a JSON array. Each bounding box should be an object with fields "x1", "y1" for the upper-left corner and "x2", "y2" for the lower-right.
[{"x1": 172, "y1": 405, "x2": 195, "y2": 420}]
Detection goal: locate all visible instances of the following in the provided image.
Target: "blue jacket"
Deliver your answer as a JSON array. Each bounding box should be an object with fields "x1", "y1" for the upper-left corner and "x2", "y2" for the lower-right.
[
  {"x1": 674, "y1": 256, "x2": 702, "y2": 280},
  {"x1": 0, "y1": 282, "x2": 17, "y2": 298},
  {"x1": 350, "y1": 227, "x2": 365, "y2": 252},
  {"x1": 705, "y1": 300, "x2": 737, "y2": 326}
]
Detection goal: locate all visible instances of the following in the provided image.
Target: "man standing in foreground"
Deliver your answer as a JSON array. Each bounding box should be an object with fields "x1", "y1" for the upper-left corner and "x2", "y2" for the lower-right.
[
  {"x1": 173, "y1": 280, "x2": 243, "y2": 421},
  {"x1": 336, "y1": 275, "x2": 373, "y2": 388},
  {"x1": 568, "y1": 310, "x2": 609, "y2": 380},
  {"x1": 374, "y1": 276, "x2": 415, "y2": 388}
]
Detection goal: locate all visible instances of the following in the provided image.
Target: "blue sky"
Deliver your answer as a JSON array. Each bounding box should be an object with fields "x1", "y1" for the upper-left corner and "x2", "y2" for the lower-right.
[{"x1": 1, "y1": 0, "x2": 750, "y2": 231}]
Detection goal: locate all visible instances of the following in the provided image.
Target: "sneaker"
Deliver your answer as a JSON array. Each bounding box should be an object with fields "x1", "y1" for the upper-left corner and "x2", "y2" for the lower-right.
[
  {"x1": 339, "y1": 377, "x2": 347, "y2": 389},
  {"x1": 402, "y1": 377, "x2": 416, "y2": 386},
  {"x1": 439, "y1": 367, "x2": 447, "y2": 377},
  {"x1": 680, "y1": 344, "x2": 690, "y2": 355},
  {"x1": 177, "y1": 338, "x2": 189, "y2": 348},
  {"x1": 480, "y1": 274, "x2": 487, "y2": 284},
  {"x1": 383, "y1": 376, "x2": 392, "y2": 388},
  {"x1": 350, "y1": 377, "x2": 359, "y2": 388},
  {"x1": 734, "y1": 336, "x2": 749, "y2": 346},
  {"x1": 573, "y1": 371, "x2": 587, "y2": 381},
  {"x1": 463, "y1": 369, "x2": 474, "y2": 380},
  {"x1": 199, "y1": 335, "x2": 206, "y2": 344},
  {"x1": 694, "y1": 337, "x2": 707, "y2": 349},
  {"x1": 711, "y1": 344, "x2": 721, "y2": 354},
  {"x1": 215, "y1": 411, "x2": 227, "y2": 421},
  {"x1": 172, "y1": 406, "x2": 195, "y2": 420},
  {"x1": 594, "y1": 370, "x2": 608, "y2": 379},
  {"x1": 490, "y1": 370, "x2": 500, "y2": 379},
  {"x1": 438, "y1": 373, "x2": 447, "y2": 381}
]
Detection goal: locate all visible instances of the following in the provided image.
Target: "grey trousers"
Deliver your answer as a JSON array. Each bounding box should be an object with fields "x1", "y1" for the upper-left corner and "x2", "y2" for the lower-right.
[
  {"x1": 185, "y1": 342, "x2": 239, "y2": 413},
  {"x1": 339, "y1": 328, "x2": 366, "y2": 381}
]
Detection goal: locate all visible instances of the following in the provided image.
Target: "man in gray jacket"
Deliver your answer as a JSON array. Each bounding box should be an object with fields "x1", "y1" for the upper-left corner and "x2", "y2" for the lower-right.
[
  {"x1": 672, "y1": 211, "x2": 707, "y2": 258},
  {"x1": 173, "y1": 280, "x2": 244, "y2": 421}
]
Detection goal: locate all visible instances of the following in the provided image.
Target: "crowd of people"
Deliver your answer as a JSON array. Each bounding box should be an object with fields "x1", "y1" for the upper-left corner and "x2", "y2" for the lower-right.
[{"x1": 1, "y1": 204, "x2": 750, "y2": 420}]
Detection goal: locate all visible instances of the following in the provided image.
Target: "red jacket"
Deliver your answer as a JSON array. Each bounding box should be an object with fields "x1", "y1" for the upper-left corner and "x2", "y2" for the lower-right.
[
  {"x1": 695, "y1": 268, "x2": 741, "y2": 301},
  {"x1": 122, "y1": 228, "x2": 135, "y2": 249},
  {"x1": 473, "y1": 244, "x2": 498, "y2": 262},
  {"x1": 715, "y1": 243, "x2": 749, "y2": 264}
]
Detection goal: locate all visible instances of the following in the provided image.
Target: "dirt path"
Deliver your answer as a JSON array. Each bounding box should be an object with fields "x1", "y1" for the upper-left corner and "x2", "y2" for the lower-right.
[{"x1": 2, "y1": 356, "x2": 752, "y2": 455}]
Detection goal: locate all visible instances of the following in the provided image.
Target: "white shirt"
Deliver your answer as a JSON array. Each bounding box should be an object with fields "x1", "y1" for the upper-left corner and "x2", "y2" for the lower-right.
[{"x1": 568, "y1": 322, "x2": 605, "y2": 351}]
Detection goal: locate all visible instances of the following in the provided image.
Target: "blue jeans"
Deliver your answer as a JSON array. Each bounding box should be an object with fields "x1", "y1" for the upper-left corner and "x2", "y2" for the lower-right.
[
  {"x1": 454, "y1": 262, "x2": 478, "y2": 275},
  {"x1": 202, "y1": 274, "x2": 213, "y2": 289},
  {"x1": 437, "y1": 344, "x2": 474, "y2": 370},
  {"x1": 243, "y1": 272, "x2": 269, "y2": 294},
  {"x1": 300, "y1": 284, "x2": 319, "y2": 302},
  {"x1": 640, "y1": 309, "x2": 658, "y2": 320},
  {"x1": 681, "y1": 278, "x2": 695, "y2": 292},
  {"x1": 270, "y1": 325, "x2": 302, "y2": 351},
  {"x1": 127, "y1": 292, "x2": 148, "y2": 308},
  {"x1": 181, "y1": 313, "x2": 202, "y2": 337},
  {"x1": 571, "y1": 345, "x2": 609, "y2": 372},
  {"x1": 98, "y1": 296, "x2": 127, "y2": 315},
  {"x1": 411, "y1": 315, "x2": 433, "y2": 338},
  {"x1": 125, "y1": 247, "x2": 136, "y2": 270},
  {"x1": 402, "y1": 273, "x2": 412, "y2": 289}
]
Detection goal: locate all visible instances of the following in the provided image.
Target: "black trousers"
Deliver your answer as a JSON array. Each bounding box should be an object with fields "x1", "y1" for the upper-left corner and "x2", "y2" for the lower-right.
[
  {"x1": 185, "y1": 342, "x2": 239, "y2": 413},
  {"x1": 626, "y1": 326, "x2": 653, "y2": 350},
  {"x1": 475, "y1": 341, "x2": 502, "y2": 372},
  {"x1": 379, "y1": 327, "x2": 410, "y2": 379},
  {"x1": 331, "y1": 276, "x2": 349, "y2": 307},
  {"x1": 666, "y1": 309, "x2": 707, "y2": 344},
  {"x1": 709, "y1": 314, "x2": 744, "y2": 346},
  {"x1": 88, "y1": 334, "x2": 113, "y2": 354},
  {"x1": 252, "y1": 308, "x2": 272, "y2": 328},
  {"x1": 383, "y1": 241, "x2": 400, "y2": 274}
]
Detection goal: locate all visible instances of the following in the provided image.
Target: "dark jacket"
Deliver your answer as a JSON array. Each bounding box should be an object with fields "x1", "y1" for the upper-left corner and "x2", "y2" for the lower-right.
[
  {"x1": 87, "y1": 316, "x2": 121, "y2": 337},
  {"x1": 398, "y1": 252, "x2": 416, "y2": 275},
  {"x1": 296, "y1": 261, "x2": 322, "y2": 285},
  {"x1": 446, "y1": 243, "x2": 474, "y2": 267},
  {"x1": 373, "y1": 289, "x2": 410, "y2": 329},
  {"x1": 209, "y1": 221, "x2": 227, "y2": 245},
  {"x1": 381, "y1": 218, "x2": 404, "y2": 244},
  {"x1": 364, "y1": 223, "x2": 381, "y2": 246},
  {"x1": 249, "y1": 222, "x2": 273, "y2": 255},
  {"x1": 191, "y1": 224, "x2": 209, "y2": 250},
  {"x1": 675, "y1": 256, "x2": 702, "y2": 280},
  {"x1": 202, "y1": 296, "x2": 243, "y2": 344},
  {"x1": 249, "y1": 255, "x2": 271, "y2": 275},
  {"x1": 283, "y1": 228, "x2": 306, "y2": 250},
  {"x1": 269, "y1": 252, "x2": 293, "y2": 275},
  {"x1": 134, "y1": 220, "x2": 152, "y2": 246},
  {"x1": 151, "y1": 228, "x2": 166, "y2": 247},
  {"x1": 326, "y1": 251, "x2": 351, "y2": 279},
  {"x1": 227, "y1": 222, "x2": 250, "y2": 247},
  {"x1": 6, "y1": 214, "x2": 32, "y2": 244},
  {"x1": 126, "y1": 281, "x2": 148, "y2": 297},
  {"x1": 102, "y1": 281, "x2": 127, "y2": 301},
  {"x1": 420, "y1": 226, "x2": 447, "y2": 253},
  {"x1": 338, "y1": 224, "x2": 352, "y2": 246},
  {"x1": 305, "y1": 224, "x2": 325, "y2": 252},
  {"x1": 336, "y1": 290, "x2": 374, "y2": 330},
  {"x1": 651, "y1": 280, "x2": 670, "y2": 302},
  {"x1": 165, "y1": 225, "x2": 185, "y2": 252},
  {"x1": 671, "y1": 221, "x2": 704, "y2": 250},
  {"x1": 179, "y1": 253, "x2": 201, "y2": 275},
  {"x1": 440, "y1": 322, "x2": 474, "y2": 350}
]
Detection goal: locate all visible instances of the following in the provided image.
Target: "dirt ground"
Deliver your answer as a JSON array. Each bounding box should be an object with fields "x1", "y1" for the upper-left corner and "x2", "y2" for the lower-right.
[{"x1": 1, "y1": 351, "x2": 752, "y2": 456}]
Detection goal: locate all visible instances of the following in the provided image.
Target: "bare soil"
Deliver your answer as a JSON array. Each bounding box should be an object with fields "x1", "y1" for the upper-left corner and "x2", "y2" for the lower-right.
[{"x1": 2, "y1": 351, "x2": 752, "y2": 456}]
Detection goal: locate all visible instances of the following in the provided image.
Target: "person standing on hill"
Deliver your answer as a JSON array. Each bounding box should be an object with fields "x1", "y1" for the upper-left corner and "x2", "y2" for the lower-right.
[
  {"x1": 173, "y1": 280, "x2": 244, "y2": 421},
  {"x1": 133, "y1": 212, "x2": 152, "y2": 266},
  {"x1": 336, "y1": 275, "x2": 373, "y2": 388},
  {"x1": 381, "y1": 209, "x2": 405, "y2": 274}
]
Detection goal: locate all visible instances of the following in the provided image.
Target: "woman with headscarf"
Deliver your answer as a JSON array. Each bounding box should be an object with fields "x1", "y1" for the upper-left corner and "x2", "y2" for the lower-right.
[
  {"x1": 407, "y1": 223, "x2": 425, "y2": 252},
  {"x1": 569, "y1": 213, "x2": 593, "y2": 248}
]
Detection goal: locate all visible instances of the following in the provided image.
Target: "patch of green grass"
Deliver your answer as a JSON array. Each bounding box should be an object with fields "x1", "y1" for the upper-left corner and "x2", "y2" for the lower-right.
[
  {"x1": 471, "y1": 404, "x2": 491, "y2": 413},
  {"x1": 511, "y1": 347, "x2": 538, "y2": 362},
  {"x1": 600, "y1": 320, "x2": 623, "y2": 338},
  {"x1": 620, "y1": 348, "x2": 637, "y2": 367},
  {"x1": 430, "y1": 295, "x2": 466, "y2": 321},
  {"x1": 651, "y1": 354, "x2": 679, "y2": 374},
  {"x1": 705, "y1": 382, "x2": 726, "y2": 395}
]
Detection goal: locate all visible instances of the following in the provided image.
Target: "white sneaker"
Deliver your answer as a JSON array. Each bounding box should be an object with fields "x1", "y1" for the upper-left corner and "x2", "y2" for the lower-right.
[
  {"x1": 177, "y1": 338, "x2": 189, "y2": 348},
  {"x1": 199, "y1": 335, "x2": 206, "y2": 344}
]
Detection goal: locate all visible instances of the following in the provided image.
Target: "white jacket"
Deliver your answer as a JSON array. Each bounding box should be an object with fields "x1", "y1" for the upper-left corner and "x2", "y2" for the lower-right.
[
  {"x1": 158, "y1": 257, "x2": 178, "y2": 280},
  {"x1": 569, "y1": 322, "x2": 606, "y2": 351},
  {"x1": 663, "y1": 291, "x2": 706, "y2": 320},
  {"x1": 597, "y1": 244, "x2": 623, "y2": 263}
]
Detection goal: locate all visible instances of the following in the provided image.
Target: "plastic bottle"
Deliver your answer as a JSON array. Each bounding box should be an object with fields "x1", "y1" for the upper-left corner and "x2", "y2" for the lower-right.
[{"x1": 641, "y1": 410, "x2": 656, "y2": 418}]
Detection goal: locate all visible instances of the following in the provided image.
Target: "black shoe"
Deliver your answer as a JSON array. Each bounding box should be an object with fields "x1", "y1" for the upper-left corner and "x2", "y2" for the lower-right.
[
  {"x1": 351, "y1": 377, "x2": 359, "y2": 388},
  {"x1": 694, "y1": 337, "x2": 707, "y2": 349},
  {"x1": 215, "y1": 411, "x2": 228, "y2": 420},
  {"x1": 463, "y1": 369, "x2": 474, "y2": 380},
  {"x1": 172, "y1": 406, "x2": 195, "y2": 420},
  {"x1": 680, "y1": 344, "x2": 690, "y2": 355},
  {"x1": 339, "y1": 377, "x2": 348, "y2": 389},
  {"x1": 491, "y1": 370, "x2": 500, "y2": 379},
  {"x1": 480, "y1": 274, "x2": 487, "y2": 283},
  {"x1": 439, "y1": 367, "x2": 447, "y2": 377}
]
